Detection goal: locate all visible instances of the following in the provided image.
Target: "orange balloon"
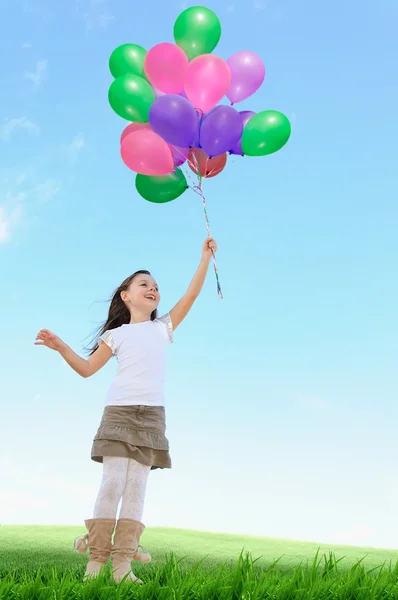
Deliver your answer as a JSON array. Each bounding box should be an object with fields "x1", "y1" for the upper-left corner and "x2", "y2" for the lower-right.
[{"x1": 188, "y1": 148, "x2": 227, "y2": 179}]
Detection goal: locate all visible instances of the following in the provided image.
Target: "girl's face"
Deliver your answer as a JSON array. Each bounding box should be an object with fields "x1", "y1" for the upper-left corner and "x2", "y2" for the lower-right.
[{"x1": 125, "y1": 273, "x2": 160, "y2": 312}]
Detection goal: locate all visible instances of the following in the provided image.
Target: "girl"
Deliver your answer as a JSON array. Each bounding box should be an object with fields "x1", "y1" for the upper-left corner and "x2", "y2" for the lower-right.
[{"x1": 35, "y1": 237, "x2": 218, "y2": 584}]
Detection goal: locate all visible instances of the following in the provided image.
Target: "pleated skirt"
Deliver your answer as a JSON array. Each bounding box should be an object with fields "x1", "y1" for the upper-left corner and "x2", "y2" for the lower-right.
[{"x1": 91, "y1": 404, "x2": 171, "y2": 470}]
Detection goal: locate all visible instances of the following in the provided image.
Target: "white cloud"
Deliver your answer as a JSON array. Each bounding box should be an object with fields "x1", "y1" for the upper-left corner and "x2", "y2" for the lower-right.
[
  {"x1": 226, "y1": 4, "x2": 235, "y2": 12},
  {"x1": 24, "y1": 59, "x2": 48, "y2": 87},
  {"x1": 22, "y1": 42, "x2": 32, "y2": 49},
  {"x1": 0, "y1": 117, "x2": 40, "y2": 141},
  {"x1": 36, "y1": 179, "x2": 60, "y2": 202},
  {"x1": 32, "y1": 394, "x2": 41, "y2": 401},
  {"x1": 65, "y1": 134, "x2": 85, "y2": 163},
  {"x1": 0, "y1": 205, "x2": 23, "y2": 244}
]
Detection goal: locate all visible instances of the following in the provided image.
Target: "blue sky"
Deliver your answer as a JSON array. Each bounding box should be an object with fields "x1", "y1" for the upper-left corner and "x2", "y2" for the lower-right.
[{"x1": 1, "y1": 0, "x2": 398, "y2": 549}]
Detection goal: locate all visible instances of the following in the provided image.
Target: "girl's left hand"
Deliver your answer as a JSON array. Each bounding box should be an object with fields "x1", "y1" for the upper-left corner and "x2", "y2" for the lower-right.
[{"x1": 202, "y1": 237, "x2": 218, "y2": 261}]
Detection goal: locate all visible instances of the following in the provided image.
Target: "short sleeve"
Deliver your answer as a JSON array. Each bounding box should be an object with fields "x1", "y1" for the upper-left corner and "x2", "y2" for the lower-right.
[
  {"x1": 98, "y1": 330, "x2": 118, "y2": 354},
  {"x1": 156, "y1": 313, "x2": 173, "y2": 344}
]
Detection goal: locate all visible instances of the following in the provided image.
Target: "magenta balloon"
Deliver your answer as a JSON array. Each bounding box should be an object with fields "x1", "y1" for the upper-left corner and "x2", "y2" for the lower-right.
[
  {"x1": 200, "y1": 105, "x2": 243, "y2": 157},
  {"x1": 226, "y1": 51, "x2": 265, "y2": 104},
  {"x1": 229, "y1": 110, "x2": 256, "y2": 155},
  {"x1": 185, "y1": 54, "x2": 231, "y2": 113},
  {"x1": 149, "y1": 94, "x2": 197, "y2": 147}
]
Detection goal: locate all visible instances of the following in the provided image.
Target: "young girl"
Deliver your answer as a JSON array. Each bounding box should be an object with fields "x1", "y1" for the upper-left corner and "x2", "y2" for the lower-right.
[{"x1": 35, "y1": 237, "x2": 218, "y2": 584}]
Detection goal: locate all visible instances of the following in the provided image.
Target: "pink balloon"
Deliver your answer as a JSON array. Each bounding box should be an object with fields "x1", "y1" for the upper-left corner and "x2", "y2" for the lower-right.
[
  {"x1": 122, "y1": 122, "x2": 188, "y2": 168},
  {"x1": 184, "y1": 54, "x2": 231, "y2": 113},
  {"x1": 121, "y1": 129, "x2": 174, "y2": 175},
  {"x1": 144, "y1": 43, "x2": 189, "y2": 94},
  {"x1": 120, "y1": 122, "x2": 150, "y2": 145}
]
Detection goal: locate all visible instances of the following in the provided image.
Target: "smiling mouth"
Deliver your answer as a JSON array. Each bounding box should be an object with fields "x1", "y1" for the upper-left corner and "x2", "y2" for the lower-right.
[{"x1": 145, "y1": 294, "x2": 156, "y2": 301}]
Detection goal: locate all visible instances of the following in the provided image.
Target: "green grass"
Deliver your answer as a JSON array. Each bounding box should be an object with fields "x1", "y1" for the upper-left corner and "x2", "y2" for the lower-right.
[{"x1": 1, "y1": 526, "x2": 398, "y2": 598}]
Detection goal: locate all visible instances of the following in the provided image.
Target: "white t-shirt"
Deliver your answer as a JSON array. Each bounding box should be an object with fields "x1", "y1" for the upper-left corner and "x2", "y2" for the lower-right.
[{"x1": 98, "y1": 314, "x2": 173, "y2": 407}]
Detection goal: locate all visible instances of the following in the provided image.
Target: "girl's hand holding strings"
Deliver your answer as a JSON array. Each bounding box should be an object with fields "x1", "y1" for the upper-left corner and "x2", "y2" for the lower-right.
[
  {"x1": 35, "y1": 329, "x2": 65, "y2": 352},
  {"x1": 201, "y1": 237, "x2": 218, "y2": 262}
]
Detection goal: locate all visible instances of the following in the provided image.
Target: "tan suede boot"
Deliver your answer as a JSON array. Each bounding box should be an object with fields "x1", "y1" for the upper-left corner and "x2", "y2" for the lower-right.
[
  {"x1": 74, "y1": 518, "x2": 116, "y2": 580},
  {"x1": 111, "y1": 518, "x2": 151, "y2": 584}
]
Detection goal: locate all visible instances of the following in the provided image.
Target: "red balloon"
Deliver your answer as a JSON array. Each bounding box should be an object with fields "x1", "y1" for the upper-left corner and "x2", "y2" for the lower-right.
[{"x1": 188, "y1": 148, "x2": 227, "y2": 178}]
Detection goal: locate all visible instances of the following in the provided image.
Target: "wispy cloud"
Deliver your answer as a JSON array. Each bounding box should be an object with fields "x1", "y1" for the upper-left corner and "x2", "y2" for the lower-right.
[
  {"x1": 0, "y1": 205, "x2": 23, "y2": 244},
  {"x1": 24, "y1": 59, "x2": 48, "y2": 87},
  {"x1": 36, "y1": 179, "x2": 61, "y2": 202},
  {"x1": 253, "y1": 0, "x2": 267, "y2": 10},
  {"x1": 226, "y1": 4, "x2": 235, "y2": 13},
  {"x1": 0, "y1": 117, "x2": 40, "y2": 141},
  {"x1": 77, "y1": 0, "x2": 114, "y2": 30},
  {"x1": 65, "y1": 134, "x2": 85, "y2": 163},
  {"x1": 22, "y1": 41, "x2": 32, "y2": 49},
  {"x1": 253, "y1": 0, "x2": 286, "y2": 20},
  {"x1": 16, "y1": 172, "x2": 27, "y2": 186}
]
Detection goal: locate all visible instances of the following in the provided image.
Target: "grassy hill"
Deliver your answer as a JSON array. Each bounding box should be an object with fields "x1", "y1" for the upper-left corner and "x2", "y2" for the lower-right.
[{"x1": 1, "y1": 525, "x2": 398, "y2": 598}]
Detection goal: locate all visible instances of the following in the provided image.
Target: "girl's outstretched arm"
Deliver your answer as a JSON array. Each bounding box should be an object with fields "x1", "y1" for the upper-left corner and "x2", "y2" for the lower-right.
[
  {"x1": 34, "y1": 329, "x2": 113, "y2": 377},
  {"x1": 169, "y1": 238, "x2": 217, "y2": 330}
]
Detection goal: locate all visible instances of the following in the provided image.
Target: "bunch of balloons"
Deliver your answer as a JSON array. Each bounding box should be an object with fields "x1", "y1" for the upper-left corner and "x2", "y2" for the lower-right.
[{"x1": 108, "y1": 5, "x2": 291, "y2": 204}]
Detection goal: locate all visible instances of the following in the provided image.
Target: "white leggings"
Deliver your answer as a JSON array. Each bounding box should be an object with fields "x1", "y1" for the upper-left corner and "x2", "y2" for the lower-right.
[{"x1": 92, "y1": 457, "x2": 150, "y2": 522}]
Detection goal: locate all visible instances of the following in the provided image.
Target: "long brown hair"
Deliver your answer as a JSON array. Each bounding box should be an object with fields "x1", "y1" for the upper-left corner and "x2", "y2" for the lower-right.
[{"x1": 87, "y1": 270, "x2": 157, "y2": 355}]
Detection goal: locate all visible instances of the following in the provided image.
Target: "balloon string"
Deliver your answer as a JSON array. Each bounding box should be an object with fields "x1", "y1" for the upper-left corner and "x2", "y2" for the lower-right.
[
  {"x1": 180, "y1": 150, "x2": 223, "y2": 299},
  {"x1": 197, "y1": 181, "x2": 223, "y2": 300}
]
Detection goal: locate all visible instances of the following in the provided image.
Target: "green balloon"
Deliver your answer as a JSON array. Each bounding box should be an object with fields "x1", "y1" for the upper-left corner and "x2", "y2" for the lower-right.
[
  {"x1": 173, "y1": 6, "x2": 221, "y2": 61},
  {"x1": 109, "y1": 44, "x2": 147, "y2": 80},
  {"x1": 136, "y1": 169, "x2": 188, "y2": 204},
  {"x1": 242, "y1": 110, "x2": 291, "y2": 156},
  {"x1": 108, "y1": 74, "x2": 154, "y2": 122}
]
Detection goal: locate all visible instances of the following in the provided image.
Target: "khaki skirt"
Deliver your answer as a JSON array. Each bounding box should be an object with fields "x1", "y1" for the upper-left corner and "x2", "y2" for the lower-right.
[{"x1": 91, "y1": 405, "x2": 171, "y2": 470}]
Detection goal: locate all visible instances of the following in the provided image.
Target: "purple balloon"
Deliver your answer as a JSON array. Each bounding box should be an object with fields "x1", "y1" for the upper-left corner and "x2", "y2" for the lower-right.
[
  {"x1": 200, "y1": 105, "x2": 243, "y2": 157},
  {"x1": 170, "y1": 145, "x2": 189, "y2": 166},
  {"x1": 226, "y1": 51, "x2": 265, "y2": 104},
  {"x1": 149, "y1": 95, "x2": 197, "y2": 147},
  {"x1": 229, "y1": 110, "x2": 256, "y2": 155},
  {"x1": 192, "y1": 110, "x2": 202, "y2": 148}
]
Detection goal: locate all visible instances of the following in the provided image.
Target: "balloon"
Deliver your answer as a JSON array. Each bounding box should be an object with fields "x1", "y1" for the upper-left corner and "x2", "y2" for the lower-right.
[
  {"x1": 108, "y1": 74, "x2": 155, "y2": 122},
  {"x1": 200, "y1": 105, "x2": 243, "y2": 157},
  {"x1": 174, "y1": 6, "x2": 221, "y2": 61},
  {"x1": 229, "y1": 111, "x2": 256, "y2": 155},
  {"x1": 192, "y1": 110, "x2": 202, "y2": 148},
  {"x1": 184, "y1": 55, "x2": 231, "y2": 113},
  {"x1": 120, "y1": 122, "x2": 150, "y2": 144},
  {"x1": 136, "y1": 168, "x2": 188, "y2": 203},
  {"x1": 149, "y1": 95, "x2": 197, "y2": 147},
  {"x1": 121, "y1": 129, "x2": 174, "y2": 175},
  {"x1": 109, "y1": 44, "x2": 147, "y2": 80},
  {"x1": 170, "y1": 145, "x2": 189, "y2": 167},
  {"x1": 241, "y1": 110, "x2": 291, "y2": 156},
  {"x1": 144, "y1": 43, "x2": 188, "y2": 94},
  {"x1": 188, "y1": 148, "x2": 227, "y2": 178},
  {"x1": 226, "y1": 51, "x2": 265, "y2": 104}
]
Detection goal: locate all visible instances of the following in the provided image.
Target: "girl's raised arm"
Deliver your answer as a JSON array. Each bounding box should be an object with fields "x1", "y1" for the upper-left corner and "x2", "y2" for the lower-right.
[
  {"x1": 35, "y1": 329, "x2": 113, "y2": 378},
  {"x1": 169, "y1": 238, "x2": 217, "y2": 330}
]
